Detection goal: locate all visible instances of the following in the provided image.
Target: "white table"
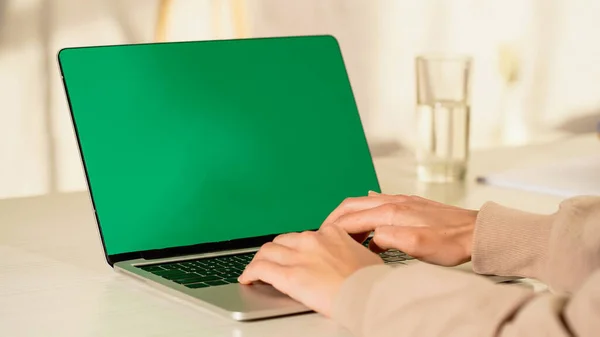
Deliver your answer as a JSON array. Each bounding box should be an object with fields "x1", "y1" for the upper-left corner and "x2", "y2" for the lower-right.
[{"x1": 1, "y1": 134, "x2": 597, "y2": 337}]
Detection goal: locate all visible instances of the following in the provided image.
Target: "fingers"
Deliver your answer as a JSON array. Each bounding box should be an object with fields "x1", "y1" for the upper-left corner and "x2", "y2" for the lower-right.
[
  {"x1": 273, "y1": 231, "x2": 326, "y2": 251},
  {"x1": 368, "y1": 238, "x2": 386, "y2": 254},
  {"x1": 321, "y1": 193, "x2": 447, "y2": 229},
  {"x1": 370, "y1": 225, "x2": 432, "y2": 257},
  {"x1": 331, "y1": 203, "x2": 412, "y2": 234},
  {"x1": 238, "y1": 259, "x2": 291, "y2": 290},
  {"x1": 240, "y1": 241, "x2": 297, "y2": 286},
  {"x1": 372, "y1": 191, "x2": 453, "y2": 209},
  {"x1": 275, "y1": 229, "x2": 353, "y2": 251},
  {"x1": 272, "y1": 232, "x2": 303, "y2": 249},
  {"x1": 251, "y1": 242, "x2": 298, "y2": 265},
  {"x1": 321, "y1": 194, "x2": 411, "y2": 227}
]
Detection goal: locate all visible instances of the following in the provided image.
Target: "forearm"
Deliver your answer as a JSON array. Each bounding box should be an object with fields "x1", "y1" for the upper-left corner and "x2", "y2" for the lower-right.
[{"x1": 333, "y1": 264, "x2": 600, "y2": 337}]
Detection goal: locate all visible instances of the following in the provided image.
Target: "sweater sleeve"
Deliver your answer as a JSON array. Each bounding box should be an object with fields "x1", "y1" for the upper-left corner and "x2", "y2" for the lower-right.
[
  {"x1": 331, "y1": 196, "x2": 600, "y2": 336},
  {"x1": 333, "y1": 265, "x2": 600, "y2": 337},
  {"x1": 473, "y1": 196, "x2": 600, "y2": 293}
]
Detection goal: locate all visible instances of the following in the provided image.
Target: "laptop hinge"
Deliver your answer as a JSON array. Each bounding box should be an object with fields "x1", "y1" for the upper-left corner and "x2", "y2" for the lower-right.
[
  {"x1": 140, "y1": 249, "x2": 172, "y2": 260},
  {"x1": 137, "y1": 233, "x2": 284, "y2": 261}
]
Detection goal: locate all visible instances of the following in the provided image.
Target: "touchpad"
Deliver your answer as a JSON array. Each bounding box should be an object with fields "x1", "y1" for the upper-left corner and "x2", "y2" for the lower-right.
[{"x1": 195, "y1": 282, "x2": 309, "y2": 314}]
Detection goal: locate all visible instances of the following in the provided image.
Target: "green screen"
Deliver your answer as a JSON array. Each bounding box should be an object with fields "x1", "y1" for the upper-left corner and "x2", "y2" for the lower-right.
[{"x1": 59, "y1": 35, "x2": 380, "y2": 255}]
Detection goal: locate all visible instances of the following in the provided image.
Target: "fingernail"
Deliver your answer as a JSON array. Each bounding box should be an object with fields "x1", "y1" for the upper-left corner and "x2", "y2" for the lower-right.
[{"x1": 368, "y1": 190, "x2": 379, "y2": 195}]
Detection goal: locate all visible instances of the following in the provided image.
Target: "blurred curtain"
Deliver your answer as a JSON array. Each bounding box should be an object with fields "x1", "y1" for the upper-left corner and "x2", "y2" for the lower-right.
[
  {"x1": 2, "y1": 0, "x2": 600, "y2": 199},
  {"x1": 0, "y1": 0, "x2": 48, "y2": 199}
]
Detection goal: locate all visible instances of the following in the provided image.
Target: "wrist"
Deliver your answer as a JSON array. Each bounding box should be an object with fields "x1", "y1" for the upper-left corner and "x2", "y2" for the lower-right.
[{"x1": 461, "y1": 210, "x2": 478, "y2": 261}]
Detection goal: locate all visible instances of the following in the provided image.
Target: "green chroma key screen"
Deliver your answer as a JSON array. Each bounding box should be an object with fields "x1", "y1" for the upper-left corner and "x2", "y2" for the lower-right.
[{"x1": 58, "y1": 35, "x2": 380, "y2": 256}]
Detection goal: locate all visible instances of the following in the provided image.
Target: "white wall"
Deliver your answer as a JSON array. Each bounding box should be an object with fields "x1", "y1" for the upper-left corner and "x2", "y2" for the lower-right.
[{"x1": 1, "y1": 0, "x2": 599, "y2": 199}]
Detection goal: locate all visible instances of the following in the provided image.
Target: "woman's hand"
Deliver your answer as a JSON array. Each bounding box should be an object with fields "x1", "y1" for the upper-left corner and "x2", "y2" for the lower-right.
[
  {"x1": 321, "y1": 192, "x2": 478, "y2": 267},
  {"x1": 239, "y1": 226, "x2": 383, "y2": 317}
]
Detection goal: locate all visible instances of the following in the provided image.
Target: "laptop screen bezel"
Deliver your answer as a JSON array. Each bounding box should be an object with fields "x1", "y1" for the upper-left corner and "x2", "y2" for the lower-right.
[{"x1": 57, "y1": 36, "x2": 380, "y2": 267}]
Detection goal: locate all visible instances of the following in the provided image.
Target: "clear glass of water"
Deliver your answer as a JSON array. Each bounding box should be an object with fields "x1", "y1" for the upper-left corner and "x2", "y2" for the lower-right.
[{"x1": 415, "y1": 55, "x2": 472, "y2": 183}]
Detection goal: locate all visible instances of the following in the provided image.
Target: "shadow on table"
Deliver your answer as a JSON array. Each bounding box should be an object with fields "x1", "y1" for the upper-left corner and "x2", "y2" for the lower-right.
[
  {"x1": 555, "y1": 110, "x2": 600, "y2": 134},
  {"x1": 369, "y1": 140, "x2": 404, "y2": 158}
]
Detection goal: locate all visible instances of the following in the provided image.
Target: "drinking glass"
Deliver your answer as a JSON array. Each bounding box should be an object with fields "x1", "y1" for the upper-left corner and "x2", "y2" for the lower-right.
[{"x1": 415, "y1": 55, "x2": 472, "y2": 183}]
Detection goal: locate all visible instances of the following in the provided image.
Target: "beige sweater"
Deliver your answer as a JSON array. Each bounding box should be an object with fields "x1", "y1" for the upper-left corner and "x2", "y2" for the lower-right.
[{"x1": 333, "y1": 196, "x2": 600, "y2": 337}]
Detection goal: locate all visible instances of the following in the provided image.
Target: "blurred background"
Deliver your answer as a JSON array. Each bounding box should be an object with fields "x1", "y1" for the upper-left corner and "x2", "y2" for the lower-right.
[{"x1": 2, "y1": 0, "x2": 600, "y2": 199}]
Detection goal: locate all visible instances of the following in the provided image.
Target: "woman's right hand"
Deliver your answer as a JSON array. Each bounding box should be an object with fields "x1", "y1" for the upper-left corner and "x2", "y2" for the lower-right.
[{"x1": 320, "y1": 192, "x2": 478, "y2": 267}]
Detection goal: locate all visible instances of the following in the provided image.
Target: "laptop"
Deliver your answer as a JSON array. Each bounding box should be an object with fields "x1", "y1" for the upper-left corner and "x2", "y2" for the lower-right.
[{"x1": 58, "y1": 35, "x2": 513, "y2": 321}]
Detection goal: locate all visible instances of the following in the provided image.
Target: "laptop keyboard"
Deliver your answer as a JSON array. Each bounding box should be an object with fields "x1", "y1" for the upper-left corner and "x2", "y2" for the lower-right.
[
  {"x1": 138, "y1": 253, "x2": 255, "y2": 289},
  {"x1": 137, "y1": 238, "x2": 414, "y2": 289}
]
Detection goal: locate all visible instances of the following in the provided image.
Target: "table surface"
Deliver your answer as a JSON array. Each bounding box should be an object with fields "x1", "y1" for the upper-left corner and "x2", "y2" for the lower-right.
[{"x1": 1, "y1": 134, "x2": 597, "y2": 337}]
